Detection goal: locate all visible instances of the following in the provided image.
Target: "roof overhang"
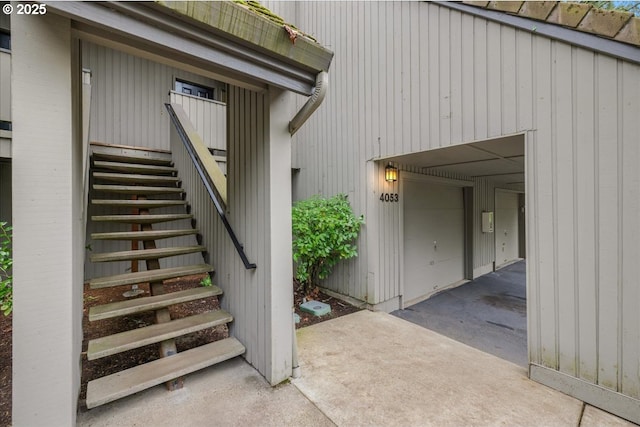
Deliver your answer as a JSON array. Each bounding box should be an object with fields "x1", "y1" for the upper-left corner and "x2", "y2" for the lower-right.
[
  {"x1": 48, "y1": 1, "x2": 334, "y2": 96},
  {"x1": 435, "y1": 1, "x2": 640, "y2": 65}
]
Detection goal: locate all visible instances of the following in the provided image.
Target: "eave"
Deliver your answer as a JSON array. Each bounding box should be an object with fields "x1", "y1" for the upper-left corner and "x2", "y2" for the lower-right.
[{"x1": 47, "y1": 1, "x2": 334, "y2": 96}]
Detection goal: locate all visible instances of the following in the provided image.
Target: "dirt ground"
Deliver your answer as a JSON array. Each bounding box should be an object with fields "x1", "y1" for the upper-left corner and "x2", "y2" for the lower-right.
[
  {"x1": 0, "y1": 276, "x2": 360, "y2": 426},
  {"x1": 293, "y1": 282, "x2": 361, "y2": 329}
]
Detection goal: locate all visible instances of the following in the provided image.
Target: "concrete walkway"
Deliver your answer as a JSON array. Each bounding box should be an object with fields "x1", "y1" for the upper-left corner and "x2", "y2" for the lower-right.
[{"x1": 78, "y1": 310, "x2": 637, "y2": 426}]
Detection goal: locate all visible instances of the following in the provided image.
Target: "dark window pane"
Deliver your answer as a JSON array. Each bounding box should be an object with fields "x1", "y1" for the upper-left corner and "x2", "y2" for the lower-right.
[
  {"x1": 0, "y1": 32, "x2": 9, "y2": 51},
  {"x1": 175, "y1": 79, "x2": 214, "y2": 100}
]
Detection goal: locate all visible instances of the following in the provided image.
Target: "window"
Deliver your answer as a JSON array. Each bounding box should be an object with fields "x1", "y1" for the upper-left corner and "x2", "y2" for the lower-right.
[
  {"x1": 175, "y1": 79, "x2": 214, "y2": 100},
  {"x1": 0, "y1": 121, "x2": 11, "y2": 132},
  {"x1": 0, "y1": 31, "x2": 9, "y2": 51}
]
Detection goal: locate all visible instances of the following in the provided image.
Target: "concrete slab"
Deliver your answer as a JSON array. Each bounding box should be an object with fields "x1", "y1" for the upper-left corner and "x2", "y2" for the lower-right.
[
  {"x1": 393, "y1": 260, "x2": 527, "y2": 366},
  {"x1": 294, "y1": 310, "x2": 583, "y2": 427},
  {"x1": 581, "y1": 405, "x2": 638, "y2": 427},
  {"x1": 77, "y1": 357, "x2": 334, "y2": 427}
]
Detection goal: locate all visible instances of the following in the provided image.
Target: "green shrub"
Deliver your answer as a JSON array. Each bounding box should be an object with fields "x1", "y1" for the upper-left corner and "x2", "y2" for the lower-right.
[
  {"x1": 0, "y1": 222, "x2": 12, "y2": 316},
  {"x1": 292, "y1": 194, "x2": 364, "y2": 292}
]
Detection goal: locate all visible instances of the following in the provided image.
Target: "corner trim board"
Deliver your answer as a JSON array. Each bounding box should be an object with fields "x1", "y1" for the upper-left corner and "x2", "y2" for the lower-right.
[{"x1": 529, "y1": 364, "x2": 640, "y2": 425}]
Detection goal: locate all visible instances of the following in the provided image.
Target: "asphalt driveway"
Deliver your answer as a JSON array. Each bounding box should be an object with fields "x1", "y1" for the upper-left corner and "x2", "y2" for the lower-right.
[{"x1": 392, "y1": 260, "x2": 527, "y2": 366}]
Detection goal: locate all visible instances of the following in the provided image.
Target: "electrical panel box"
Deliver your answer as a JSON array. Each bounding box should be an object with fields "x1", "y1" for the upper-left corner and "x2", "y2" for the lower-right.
[{"x1": 482, "y1": 211, "x2": 494, "y2": 233}]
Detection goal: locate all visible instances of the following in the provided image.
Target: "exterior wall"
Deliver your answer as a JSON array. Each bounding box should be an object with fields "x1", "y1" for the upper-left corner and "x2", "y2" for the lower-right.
[
  {"x1": 12, "y1": 13, "x2": 84, "y2": 425},
  {"x1": 82, "y1": 41, "x2": 225, "y2": 151},
  {"x1": 0, "y1": 51, "x2": 10, "y2": 123},
  {"x1": 274, "y1": 1, "x2": 640, "y2": 420},
  {"x1": 1, "y1": 49, "x2": 11, "y2": 157},
  {"x1": 0, "y1": 160, "x2": 9, "y2": 224},
  {"x1": 226, "y1": 85, "x2": 294, "y2": 384},
  {"x1": 170, "y1": 86, "x2": 294, "y2": 384},
  {"x1": 170, "y1": 91, "x2": 226, "y2": 152}
]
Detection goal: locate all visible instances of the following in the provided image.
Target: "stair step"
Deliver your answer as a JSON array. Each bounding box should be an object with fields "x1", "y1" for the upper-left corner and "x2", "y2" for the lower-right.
[
  {"x1": 92, "y1": 148, "x2": 173, "y2": 166},
  {"x1": 87, "y1": 310, "x2": 233, "y2": 360},
  {"x1": 86, "y1": 337, "x2": 245, "y2": 408},
  {"x1": 93, "y1": 160, "x2": 177, "y2": 175},
  {"x1": 90, "y1": 246, "x2": 205, "y2": 263},
  {"x1": 93, "y1": 172, "x2": 180, "y2": 186},
  {"x1": 91, "y1": 214, "x2": 193, "y2": 224},
  {"x1": 89, "y1": 286, "x2": 222, "y2": 321},
  {"x1": 93, "y1": 184, "x2": 184, "y2": 195},
  {"x1": 91, "y1": 229, "x2": 198, "y2": 241},
  {"x1": 89, "y1": 264, "x2": 214, "y2": 289},
  {"x1": 91, "y1": 199, "x2": 187, "y2": 209}
]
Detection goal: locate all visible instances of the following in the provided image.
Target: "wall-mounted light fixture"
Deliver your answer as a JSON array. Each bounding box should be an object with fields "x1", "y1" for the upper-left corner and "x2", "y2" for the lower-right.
[{"x1": 385, "y1": 163, "x2": 398, "y2": 182}]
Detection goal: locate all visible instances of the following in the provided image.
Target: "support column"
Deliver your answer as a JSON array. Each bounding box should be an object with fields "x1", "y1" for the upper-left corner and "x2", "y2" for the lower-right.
[
  {"x1": 266, "y1": 87, "x2": 294, "y2": 385},
  {"x1": 12, "y1": 12, "x2": 81, "y2": 426}
]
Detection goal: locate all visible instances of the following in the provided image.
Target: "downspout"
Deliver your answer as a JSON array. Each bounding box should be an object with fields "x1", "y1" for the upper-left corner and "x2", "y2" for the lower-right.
[
  {"x1": 289, "y1": 71, "x2": 328, "y2": 379},
  {"x1": 288, "y1": 71, "x2": 328, "y2": 136}
]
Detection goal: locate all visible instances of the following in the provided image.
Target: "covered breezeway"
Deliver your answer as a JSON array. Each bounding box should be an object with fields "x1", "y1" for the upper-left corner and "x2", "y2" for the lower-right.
[
  {"x1": 386, "y1": 133, "x2": 526, "y2": 308},
  {"x1": 387, "y1": 134, "x2": 528, "y2": 366}
]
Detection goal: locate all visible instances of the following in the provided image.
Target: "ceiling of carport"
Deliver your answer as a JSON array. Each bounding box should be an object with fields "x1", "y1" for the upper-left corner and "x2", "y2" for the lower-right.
[{"x1": 385, "y1": 135, "x2": 525, "y2": 191}]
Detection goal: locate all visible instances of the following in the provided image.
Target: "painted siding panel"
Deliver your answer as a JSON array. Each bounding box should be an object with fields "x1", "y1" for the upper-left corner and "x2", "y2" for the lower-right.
[
  {"x1": 620, "y1": 61, "x2": 640, "y2": 399},
  {"x1": 169, "y1": 87, "x2": 291, "y2": 383},
  {"x1": 574, "y1": 48, "x2": 598, "y2": 384},
  {"x1": 596, "y1": 55, "x2": 621, "y2": 392},
  {"x1": 533, "y1": 36, "x2": 557, "y2": 369},
  {"x1": 501, "y1": 26, "x2": 518, "y2": 135},
  {"x1": 487, "y1": 22, "x2": 502, "y2": 137},
  {"x1": 0, "y1": 161, "x2": 10, "y2": 224},
  {"x1": 169, "y1": 92, "x2": 226, "y2": 152},
  {"x1": 0, "y1": 51, "x2": 10, "y2": 123},
  {"x1": 554, "y1": 43, "x2": 577, "y2": 377}
]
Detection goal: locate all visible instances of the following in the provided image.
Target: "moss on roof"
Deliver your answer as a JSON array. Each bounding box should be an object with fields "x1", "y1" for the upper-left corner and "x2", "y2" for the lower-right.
[
  {"x1": 463, "y1": 1, "x2": 640, "y2": 46},
  {"x1": 232, "y1": 0, "x2": 317, "y2": 42}
]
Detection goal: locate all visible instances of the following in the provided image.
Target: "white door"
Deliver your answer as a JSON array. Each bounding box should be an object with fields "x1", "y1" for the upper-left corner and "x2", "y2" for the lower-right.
[
  {"x1": 403, "y1": 180, "x2": 465, "y2": 305},
  {"x1": 494, "y1": 190, "x2": 520, "y2": 268}
]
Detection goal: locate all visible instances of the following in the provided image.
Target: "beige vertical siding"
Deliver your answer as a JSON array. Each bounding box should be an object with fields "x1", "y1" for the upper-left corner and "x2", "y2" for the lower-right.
[
  {"x1": 170, "y1": 86, "x2": 293, "y2": 384},
  {"x1": 12, "y1": 13, "x2": 83, "y2": 425},
  {"x1": 169, "y1": 92, "x2": 226, "y2": 151},
  {"x1": 273, "y1": 0, "x2": 640, "y2": 415},
  {"x1": 0, "y1": 51, "x2": 10, "y2": 123},
  {"x1": 0, "y1": 160, "x2": 10, "y2": 224},
  {"x1": 81, "y1": 42, "x2": 225, "y2": 150}
]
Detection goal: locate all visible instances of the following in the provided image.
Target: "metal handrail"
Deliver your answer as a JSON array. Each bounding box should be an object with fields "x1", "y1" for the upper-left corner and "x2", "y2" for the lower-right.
[{"x1": 165, "y1": 103, "x2": 256, "y2": 269}]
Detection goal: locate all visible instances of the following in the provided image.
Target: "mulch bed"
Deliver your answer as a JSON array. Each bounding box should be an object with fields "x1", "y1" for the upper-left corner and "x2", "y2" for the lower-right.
[
  {"x1": 293, "y1": 282, "x2": 361, "y2": 329},
  {"x1": 0, "y1": 276, "x2": 361, "y2": 425}
]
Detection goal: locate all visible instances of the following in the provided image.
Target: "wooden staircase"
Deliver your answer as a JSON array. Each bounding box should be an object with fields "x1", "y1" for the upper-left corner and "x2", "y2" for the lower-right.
[{"x1": 84, "y1": 145, "x2": 245, "y2": 409}]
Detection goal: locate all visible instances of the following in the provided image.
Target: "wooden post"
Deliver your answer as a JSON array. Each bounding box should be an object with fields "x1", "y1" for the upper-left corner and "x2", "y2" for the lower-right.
[{"x1": 139, "y1": 196, "x2": 183, "y2": 390}]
